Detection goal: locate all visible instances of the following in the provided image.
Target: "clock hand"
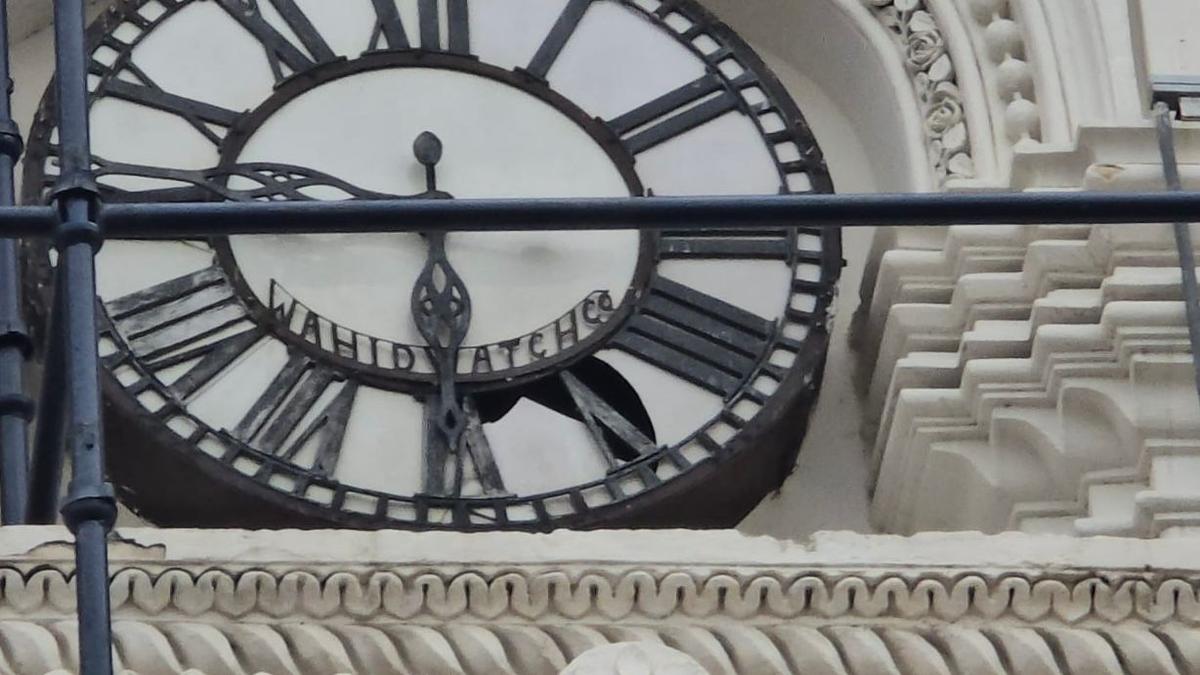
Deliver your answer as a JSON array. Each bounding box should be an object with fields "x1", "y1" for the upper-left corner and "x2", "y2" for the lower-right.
[
  {"x1": 406, "y1": 132, "x2": 473, "y2": 496},
  {"x1": 88, "y1": 155, "x2": 406, "y2": 203},
  {"x1": 94, "y1": 141, "x2": 476, "y2": 493}
]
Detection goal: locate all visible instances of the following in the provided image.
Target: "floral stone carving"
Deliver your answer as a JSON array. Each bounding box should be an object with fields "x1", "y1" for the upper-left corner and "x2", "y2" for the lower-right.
[{"x1": 863, "y1": 0, "x2": 975, "y2": 183}]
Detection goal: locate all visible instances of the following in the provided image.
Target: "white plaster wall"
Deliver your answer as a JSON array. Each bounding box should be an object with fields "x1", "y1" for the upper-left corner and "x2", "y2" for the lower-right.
[
  {"x1": 707, "y1": 0, "x2": 929, "y2": 537},
  {"x1": 738, "y1": 62, "x2": 877, "y2": 537},
  {"x1": 6, "y1": 0, "x2": 102, "y2": 44},
  {"x1": 1134, "y1": 0, "x2": 1200, "y2": 78},
  {"x1": 703, "y1": 0, "x2": 930, "y2": 192}
]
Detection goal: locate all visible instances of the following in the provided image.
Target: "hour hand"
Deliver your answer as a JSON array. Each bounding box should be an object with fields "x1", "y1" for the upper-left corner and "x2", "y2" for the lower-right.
[{"x1": 88, "y1": 155, "x2": 407, "y2": 203}]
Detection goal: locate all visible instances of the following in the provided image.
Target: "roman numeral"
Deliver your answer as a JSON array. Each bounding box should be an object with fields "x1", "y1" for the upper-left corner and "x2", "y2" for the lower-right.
[
  {"x1": 230, "y1": 353, "x2": 357, "y2": 477},
  {"x1": 94, "y1": 63, "x2": 241, "y2": 146},
  {"x1": 105, "y1": 266, "x2": 260, "y2": 400},
  {"x1": 415, "y1": 0, "x2": 471, "y2": 54},
  {"x1": 296, "y1": 382, "x2": 358, "y2": 477},
  {"x1": 107, "y1": 267, "x2": 249, "y2": 366},
  {"x1": 613, "y1": 277, "x2": 775, "y2": 398},
  {"x1": 659, "y1": 228, "x2": 795, "y2": 261},
  {"x1": 160, "y1": 329, "x2": 264, "y2": 400},
  {"x1": 214, "y1": 0, "x2": 335, "y2": 82},
  {"x1": 368, "y1": 0, "x2": 410, "y2": 50},
  {"x1": 423, "y1": 397, "x2": 506, "y2": 497},
  {"x1": 525, "y1": 0, "x2": 593, "y2": 80},
  {"x1": 368, "y1": 1, "x2": 470, "y2": 54},
  {"x1": 607, "y1": 73, "x2": 743, "y2": 155},
  {"x1": 562, "y1": 370, "x2": 656, "y2": 469},
  {"x1": 418, "y1": 0, "x2": 440, "y2": 50},
  {"x1": 445, "y1": 0, "x2": 471, "y2": 54}
]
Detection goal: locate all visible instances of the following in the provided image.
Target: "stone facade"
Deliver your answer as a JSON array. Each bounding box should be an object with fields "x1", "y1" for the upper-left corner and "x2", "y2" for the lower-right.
[
  {"x1": 3, "y1": 0, "x2": 1200, "y2": 673},
  {"x1": 855, "y1": 0, "x2": 1200, "y2": 538}
]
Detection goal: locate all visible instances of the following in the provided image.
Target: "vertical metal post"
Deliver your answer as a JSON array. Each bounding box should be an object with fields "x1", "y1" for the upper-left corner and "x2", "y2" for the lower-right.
[
  {"x1": 1155, "y1": 101, "x2": 1200, "y2": 402},
  {"x1": 50, "y1": 1, "x2": 116, "y2": 673},
  {"x1": 0, "y1": 0, "x2": 33, "y2": 524},
  {"x1": 28, "y1": 278, "x2": 66, "y2": 523}
]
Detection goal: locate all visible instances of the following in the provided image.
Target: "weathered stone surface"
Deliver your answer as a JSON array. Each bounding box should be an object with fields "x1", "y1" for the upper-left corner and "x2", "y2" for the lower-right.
[{"x1": 849, "y1": 0, "x2": 1200, "y2": 538}]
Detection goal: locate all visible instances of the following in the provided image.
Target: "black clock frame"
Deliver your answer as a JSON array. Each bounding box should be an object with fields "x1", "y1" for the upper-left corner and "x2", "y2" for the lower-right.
[{"x1": 22, "y1": 0, "x2": 842, "y2": 531}]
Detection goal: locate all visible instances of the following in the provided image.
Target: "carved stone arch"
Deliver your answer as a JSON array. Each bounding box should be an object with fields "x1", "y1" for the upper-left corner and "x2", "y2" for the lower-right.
[{"x1": 704, "y1": 0, "x2": 1037, "y2": 191}]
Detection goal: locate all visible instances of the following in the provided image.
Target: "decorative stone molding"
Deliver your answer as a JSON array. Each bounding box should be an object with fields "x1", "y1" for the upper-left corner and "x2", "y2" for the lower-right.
[
  {"x1": 862, "y1": 221, "x2": 1190, "y2": 428},
  {"x1": 860, "y1": 0, "x2": 1041, "y2": 182},
  {"x1": 962, "y1": 0, "x2": 1040, "y2": 144},
  {"x1": 4, "y1": 620, "x2": 1196, "y2": 674},
  {"x1": 0, "y1": 528, "x2": 1195, "y2": 673},
  {"x1": 858, "y1": 161, "x2": 1200, "y2": 535},
  {"x1": 6, "y1": 564, "x2": 1200, "y2": 625},
  {"x1": 871, "y1": 288, "x2": 1200, "y2": 534},
  {"x1": 862, "y1": 0, "x2": 976, "y2": 183},
  {"x1": 852, "y1": 0, "x2": 1049, "y2": 330}
]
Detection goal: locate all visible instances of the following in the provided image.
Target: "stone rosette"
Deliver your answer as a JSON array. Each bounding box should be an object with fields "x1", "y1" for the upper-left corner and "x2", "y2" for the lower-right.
[{"x1": 862, "y1": 0, "x2": 974, "y2": 183}]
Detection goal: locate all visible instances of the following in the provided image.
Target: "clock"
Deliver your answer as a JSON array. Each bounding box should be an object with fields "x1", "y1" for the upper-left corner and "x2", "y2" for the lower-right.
[{"x1": 23, "y1": 0, "x2": 839, "y2": 530}]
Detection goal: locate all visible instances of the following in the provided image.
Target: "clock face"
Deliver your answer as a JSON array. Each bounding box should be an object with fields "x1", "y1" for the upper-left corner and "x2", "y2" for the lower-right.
[{"x1": 24, "y1": 0, "x2": 839, "y2": 530}]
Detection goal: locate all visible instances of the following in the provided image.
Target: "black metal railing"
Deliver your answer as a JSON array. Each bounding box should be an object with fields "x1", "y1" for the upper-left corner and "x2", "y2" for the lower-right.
[
  {"x1": 0, "y1": 0, "x2": 31, "y2": 527},
  {"x1": 1, "y1": 1, "x2": 1198, "y2": 672}
]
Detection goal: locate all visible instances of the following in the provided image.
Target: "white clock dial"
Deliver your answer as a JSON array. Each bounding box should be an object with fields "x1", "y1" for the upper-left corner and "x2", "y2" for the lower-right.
[
  {"x1": 227, "y1": 66, "x2": 639, "y2": 346},
  {"x1": 25, "y1": 0, "x2": 838, "y2": 530}
]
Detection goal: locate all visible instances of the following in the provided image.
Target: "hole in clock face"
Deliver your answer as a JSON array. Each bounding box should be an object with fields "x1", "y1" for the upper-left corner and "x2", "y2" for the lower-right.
[
  {"x1": 476, "y1": 356, "x2": 657, "y2": 464},
  {"x1": 224, "y1": 66, "x2": 641, "y2": 350}
]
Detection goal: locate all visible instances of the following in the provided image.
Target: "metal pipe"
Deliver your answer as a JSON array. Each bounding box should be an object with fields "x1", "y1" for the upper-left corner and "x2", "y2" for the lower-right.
[
  {"x1": 0, "y1": 205, "x2": 54, "y2": 234},
  {"x1": 82, "y1": 189, "x2": 1200, "y2": 237},
  {"x1": 57, "y1": 246, "x2": 114, "y2": 675},
  {"x1": 10, "y1": 188, "x2": 1200, "y2": 237},
  {"x1": 1155, "y1": 102, "x2": 1200, "y2": 405},
  {"x1": 71, "y1": 518, "x2": 112, "y2": 673},
  {"x1": 27, "y1": 277, "x2": 65, "y2": 525},
  {"x1": 0, "y1": 0, "x2": 32, "y2": 524},
  {"x1": 50, "y1": 1, "x2": 116, "y2": 673}
]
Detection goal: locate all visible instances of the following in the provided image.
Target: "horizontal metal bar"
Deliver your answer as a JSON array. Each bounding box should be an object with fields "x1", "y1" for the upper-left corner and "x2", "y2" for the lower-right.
[
  {"x1": 104, "y1": 190, "x2": 1200, "y2": 235},
  {"x1": 8, "y1": 190, "x2": 1200, "y2": 237},
  {"x1": 0, "y1": 206, "x2": 55, "y2": 235},
  {"x1": 89, "y1": 191, "x2": 1200, "y2": 236}
]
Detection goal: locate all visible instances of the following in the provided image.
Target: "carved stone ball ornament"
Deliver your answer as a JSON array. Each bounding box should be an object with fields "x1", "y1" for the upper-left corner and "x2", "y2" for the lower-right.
[
  {"x1": 562, "y1": 643, "x2": 707, "y2": 674},
  {"x1": 23, "y1": 0, "x2": 839, "y2": 530}
]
